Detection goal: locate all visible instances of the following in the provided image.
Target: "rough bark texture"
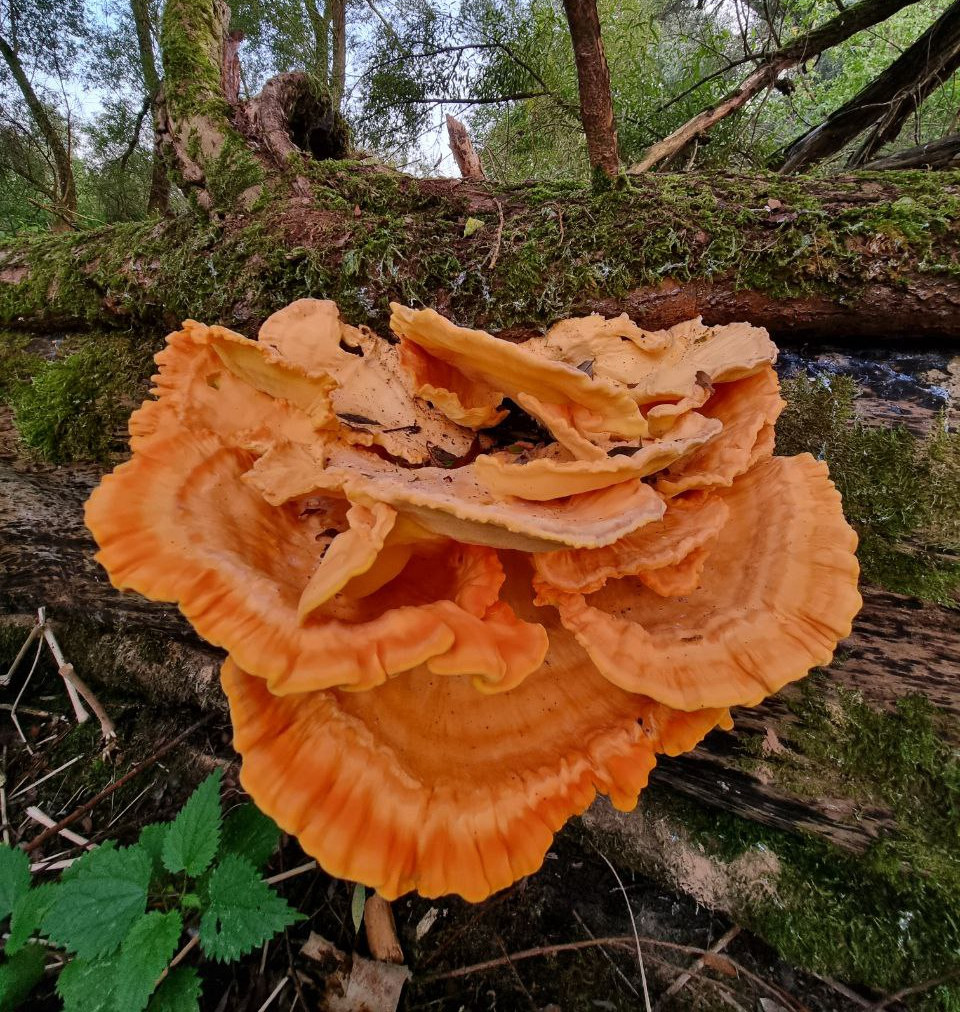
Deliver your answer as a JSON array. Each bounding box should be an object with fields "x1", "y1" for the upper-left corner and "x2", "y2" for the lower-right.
[
  {"x1": 446, "y1": 114, "x2": 486, "y2": 180},
  {"x1": 778, "y1": 0, "x2": 960, "y2": 172},
  {"x1": 631, "y1": 0, "x2": 923, "y2": 172},
  {"x1": 562, "y1": 0, "x2": 621, "y2": 179}
]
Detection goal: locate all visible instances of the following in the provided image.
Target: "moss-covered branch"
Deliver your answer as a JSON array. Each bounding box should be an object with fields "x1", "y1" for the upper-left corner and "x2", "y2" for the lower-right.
[{"x1": 2, "y1": 164, "x2": 960, "y2": 340}]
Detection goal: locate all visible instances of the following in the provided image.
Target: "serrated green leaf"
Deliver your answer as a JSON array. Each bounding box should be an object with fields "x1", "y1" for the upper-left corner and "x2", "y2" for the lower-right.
[
  {"x1": 162, "y1": 770, "x2": 222, "y2": 878},
  {"x1": 115, "y1": 910, "x2": 183, "y2": 1012},
  {"x1": 60, "y1": 841, "x2": 116, "y2": 882},
  {"x1": 220, "y1": 804, "x2": 280, "y2": 870},
  {"x1": 147, "y1": 967, "x2": 201, "y2": 1012},
  {"x1": 198, "y1": 854, "x2": 302, "y2": 962},
  {"x1": 138, "y1": 823, "x2": 170, "y2": 875},
  {"x1": 0, "y1": 848, "x2": 30, "y2": 921},
  {"x1": 0, "y1": 944, "x2": 46, "y2": 1011},
  {"x1": 351, "y1": 883, "x2": 366, "y2": 933},
  {"x1": 56, "y1": 957, "x2": 118, "y2": 1012},
  {"x1": 42, "y1": 846, "x2": 151, "y2": 959},
  {"x1": 6, "y1": 883, "x2": 57, "y2": 954},
  {"x1": 463, "y1": 216, "x2": 485, "y2": 237}
]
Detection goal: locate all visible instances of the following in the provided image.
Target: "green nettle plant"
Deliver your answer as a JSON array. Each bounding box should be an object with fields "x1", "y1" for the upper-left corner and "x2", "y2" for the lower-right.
[{"x1": 0, "y1": 770, "x2": 303, "y2": 1011}]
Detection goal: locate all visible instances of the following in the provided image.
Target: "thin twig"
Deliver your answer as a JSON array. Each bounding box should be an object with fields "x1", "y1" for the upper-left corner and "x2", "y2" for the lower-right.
[
  {"x1": 41, "y1": 625, "x2": 91, "y2": 727},
  {"x1": 22, "y1": 716, "x2": 214, "y2": 854},
  {"x1": 264, "y1": 861, "x2": 317, "y2": 885},
  {"x1": 868, "y1": 970, "x2": 960, "y2": 1010},
  {"x1": 595, "y1": 848, "x2": 651, "y2": 1012},
  {"x1": 10, "y1": 633, "x2": 45, "y2": 753},
  {"x1": 256, "y1": 976, "x2": 288, "y2": 1012},
  {"x1": 25, "y1": 806, "x2": 94, "y2": 848},
  {"x1": 572, "y1": 908, "x2": 639, "y2": 999},
  {"x1": 2, "y1": 623, "x2": 41, "y2": 687},
  {"x1": 10, "y1": 756, "x2": 82, "y2": 800},
  {"x1": 658, "y1": 925, "x2": 741, "y2": 1005}
]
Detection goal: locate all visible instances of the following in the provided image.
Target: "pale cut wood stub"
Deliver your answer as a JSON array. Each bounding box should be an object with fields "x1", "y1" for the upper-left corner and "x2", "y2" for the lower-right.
[{"x1": 446, "y1": 115, "x2": 486, "y2": 181}]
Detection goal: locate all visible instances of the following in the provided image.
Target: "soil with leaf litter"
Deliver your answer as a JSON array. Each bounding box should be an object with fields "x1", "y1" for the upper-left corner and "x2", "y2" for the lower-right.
[{"x1": 0, "y1": 651, "x2": 908, "y2": 1012}]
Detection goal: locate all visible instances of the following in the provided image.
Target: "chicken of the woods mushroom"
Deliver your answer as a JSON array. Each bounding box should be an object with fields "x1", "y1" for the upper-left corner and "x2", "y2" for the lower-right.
[{"x1": 85, "y1": 299, "x2": 861, "y2": 903}]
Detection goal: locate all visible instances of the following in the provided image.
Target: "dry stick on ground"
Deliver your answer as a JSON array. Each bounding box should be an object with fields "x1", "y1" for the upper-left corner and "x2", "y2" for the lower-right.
[
  {"x1": 42, "y1": 623, "x2": 117, "y2": 743},
  {"x1": 364, "y1": 893, "x2": 405, "y2": 964},
  {"x1": 421, "y1": 937, "x2": 809, "y2": 1011},
  {"x1": 868, "y1": 969, "x2": 960, "y2": 1011},
  {"x1": 21, "y1": 714, "x2": 214, "y2": 854},
  {"x1": 561, "y1": 0, "x2": 620, "y2": 179},
  {"x1": 657, "y1": 925, "x2": 741, "y2": 1006},
  {"x1": 777, "y1": 0, "x2": 960, "y2": 171},
  {"x1": 446, "y1": 114, "x2": 485, "y2": 180},
  {"x1": 629, "y1": 0, "x2": 924, "y2": 171}
]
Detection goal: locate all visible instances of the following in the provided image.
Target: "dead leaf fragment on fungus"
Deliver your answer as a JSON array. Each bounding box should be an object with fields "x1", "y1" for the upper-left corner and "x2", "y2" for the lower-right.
[{"x1": 85, "y1": 299, "x2": 861, "y2": 902}]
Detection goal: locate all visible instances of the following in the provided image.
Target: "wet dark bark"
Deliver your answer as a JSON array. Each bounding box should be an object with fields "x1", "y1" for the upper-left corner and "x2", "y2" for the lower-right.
[
  {"x1": 777, "y1": 0, "x2": 960, "y2": 172},
  {"x1": 864, "y1": 132, "x2": 960, "y2": 169},
  {"x1": 632, "y1": 0, "x2": 923, "y2": 172}
]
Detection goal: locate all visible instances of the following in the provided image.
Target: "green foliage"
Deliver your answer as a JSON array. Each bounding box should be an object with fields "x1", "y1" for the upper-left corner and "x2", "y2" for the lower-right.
[
  {"x1": 0, "y1": 848, "x2": 30, "y2": 921},
  {"x1": 162, "y1": 768, "x2": 222, "y2": 877},
  {"x1": 220, "y1": 804, "x2": 282, "y2": 870},
  {"x1": 43, "y1": 845, "x2": 153, "y2": 959},
  {"x1": 777, "y1": 374, "x2": 960, "y2": 604},
  {"x1": 0, "y1": 772, "x2": 290, "y2": 1011},
  {"x1": 147, "y1": 967, "x2": 201, "y2": 1012},
  {"x1": 199, "y1": 853, "x2": 302, "y2": 961},
  {"x1": 0, "y1": 945, "x2": 46, "y2": 1011},
  {"x1": 6, "y1": 333, "x2": 154, "y2": 464}
]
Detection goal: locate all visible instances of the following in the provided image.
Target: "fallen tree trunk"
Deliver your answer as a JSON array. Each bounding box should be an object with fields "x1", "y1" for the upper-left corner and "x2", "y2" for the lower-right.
[{"x1": 3, "y1": 169, "x2": 960, "y2": 342}]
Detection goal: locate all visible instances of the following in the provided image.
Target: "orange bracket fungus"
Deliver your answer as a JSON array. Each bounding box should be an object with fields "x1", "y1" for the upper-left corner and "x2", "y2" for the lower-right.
[{"x1": 85, "y1": 299, "x2": 862, "y2": 903}]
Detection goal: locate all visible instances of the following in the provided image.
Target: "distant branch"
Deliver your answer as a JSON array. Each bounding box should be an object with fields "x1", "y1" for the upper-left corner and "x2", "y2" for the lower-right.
[
  {"x1": 777, "y1": 0, "x2": 960, "y2": 172},
  {"x1": 631, "y1": 0, "x2": 924, "y2": 172}
]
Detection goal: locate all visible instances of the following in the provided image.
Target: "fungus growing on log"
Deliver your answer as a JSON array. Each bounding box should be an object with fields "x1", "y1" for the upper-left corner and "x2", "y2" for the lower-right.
[{"x1": 85, "y1": 298, "x2": 861, "y2": 901}]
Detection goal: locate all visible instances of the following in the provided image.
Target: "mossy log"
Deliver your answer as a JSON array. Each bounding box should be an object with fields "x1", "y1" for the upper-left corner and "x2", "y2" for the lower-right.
[{"x1": 3, "y1": 167, "x2": 960, "y2": 342}]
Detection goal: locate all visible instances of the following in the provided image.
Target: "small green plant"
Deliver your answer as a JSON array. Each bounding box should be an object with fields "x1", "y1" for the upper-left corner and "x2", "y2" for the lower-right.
[{"x1": 0, "y1": 770, "x2": 302, "y2": 1011}]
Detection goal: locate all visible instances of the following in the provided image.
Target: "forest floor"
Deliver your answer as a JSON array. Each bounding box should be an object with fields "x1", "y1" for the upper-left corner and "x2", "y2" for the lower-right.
[{"x1": 0, "y1": 675, "x2": 897, "y2": 1012}]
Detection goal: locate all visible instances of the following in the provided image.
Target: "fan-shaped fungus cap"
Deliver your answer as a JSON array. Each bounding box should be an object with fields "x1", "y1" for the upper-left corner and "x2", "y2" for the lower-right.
[
  {"x1": 86, "y1": 298, "x2": 862, "y2": 904},
  {"x1": 222, "y1": 556, "x2": 730, "y2": 902},
  {"x1": 473, "y1": 411, "x2": 721, "y2": 501},
  {"x1": 390, "y1": 303, "x2": 650, "y2": 439},
  {"x1": 535, "y1": 454, "x2": 861, "y2": 710},
  {"x1": 656, "y1": 366, "x2": 785, "y2": 496},
  {"x1": 85, "y1": 428, "x2": 547, "y2": 694},
  {"x1": 244, "y1": 440, "x2": 668, "y2": 552}
]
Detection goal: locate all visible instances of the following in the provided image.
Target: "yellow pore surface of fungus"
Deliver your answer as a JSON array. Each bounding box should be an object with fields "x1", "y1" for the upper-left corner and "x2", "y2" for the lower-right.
[{"x1": 85, "y1": 299, "x2": 862, "y2": 902}]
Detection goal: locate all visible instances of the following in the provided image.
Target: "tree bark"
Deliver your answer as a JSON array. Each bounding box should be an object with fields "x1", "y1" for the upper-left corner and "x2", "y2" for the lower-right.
[
  {"x1": 562, "y1": 0, "x2": 621, "y2": 181},
  {"x1": 630, "y1": 0, "x2": 923, "y2": 172},
  {"x1": 863, "y1": 132, "x2": 960, "y2": 169},
  {"x1": 130, "y1": 0, "x2": 170, "y2": 214},
  {"x1": 777, "y1": 0, "x2": 960, "y2": 173},
  {"x1": 0, "y1": 33, "x2": 77, "y2": 226},
  {"x1": 446, "y1": 114, "x2": 486, "y2": 180},
  {"x1": 2, "y1": 170, "x2": 960, "y2": 343}
]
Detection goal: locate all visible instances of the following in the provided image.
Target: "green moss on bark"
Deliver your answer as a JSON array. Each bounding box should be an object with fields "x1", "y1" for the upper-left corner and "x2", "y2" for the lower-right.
[
  {"x1": 644, "y1": 681, "x2": 960, "y2": 1008},
  {"x1": 776, "y1": 374, "x2": 960, "y2": 605},
  {"x1": 5, "y1": 168, "x2": 959, "y2": 340}
]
